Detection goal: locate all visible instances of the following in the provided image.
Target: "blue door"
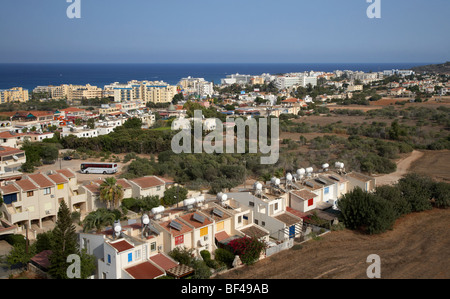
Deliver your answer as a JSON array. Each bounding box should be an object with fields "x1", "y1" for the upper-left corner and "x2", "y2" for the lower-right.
[{"x1": 289, "y1": 225, "x2": 296, "y2": 239}]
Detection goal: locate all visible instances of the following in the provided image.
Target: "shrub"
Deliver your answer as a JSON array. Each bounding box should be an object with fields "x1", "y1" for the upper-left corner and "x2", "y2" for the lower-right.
[
  {"x1": 214, "y1": 248, "x2": 235, "y2": 268},
  {"x1": 338, "y1": 187, "x2": 397, "y2": 234},
  {"x1": 433, "y1": 182, "x2": 450, "y2": 209},
  {"x1": 200, "y1": 250, "x2": 211, "y2": 261},
  {"x1": 168, "y1": 247, "x2": 194, "y2": 265},
  {"x1": 228, "y1": 236, "x2": 267, "y2": 265},
  {"x1": 398, "y1": 173, "x2": 433, "y2": 212}
]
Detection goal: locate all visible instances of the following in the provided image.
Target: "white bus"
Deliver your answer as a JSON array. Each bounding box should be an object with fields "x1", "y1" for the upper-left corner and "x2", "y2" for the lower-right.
[{"x1": 80, "y1": 163, "x2": 118, "y2": 174}]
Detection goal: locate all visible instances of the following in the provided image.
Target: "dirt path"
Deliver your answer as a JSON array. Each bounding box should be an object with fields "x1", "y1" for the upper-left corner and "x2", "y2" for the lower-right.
[
  {"x1": 375, "y1": 150, "x2": 424, "y2": 186},
  {"x1": 215, "y1": 208, "x2": 450, "y2": 279}
]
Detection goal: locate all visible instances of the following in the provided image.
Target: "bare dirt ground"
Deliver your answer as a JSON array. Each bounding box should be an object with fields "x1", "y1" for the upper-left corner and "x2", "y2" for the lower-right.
[
  {"x1": 408, "y1": 150, "x2": 450, "y2": 183},
  {"x1": 215, "y1": 208, "x2": 450, "y2": 279},
  {"x1": 374, "y1": 150, "x2": 424, "y2": 186}
]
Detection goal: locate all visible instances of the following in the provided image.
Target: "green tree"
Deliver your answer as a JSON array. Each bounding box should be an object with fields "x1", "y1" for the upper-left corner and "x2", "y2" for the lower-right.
[
  {"x1": 398, "y1": 173, "x2": 433, "y2": 212},
  {"x1": 82, "y1": 209, "x2": 117, "y2": 233},
  {"x1": 374, "y1": 185, "x2": 411, "y2": 217},
  {"x1": 48, "y1": 201, "x2": 79, "y2": 279},
  {"x1": 99, "y1": 177, "x2": 124, "y2": 210},
  {"x1": 432, "y1": 182, "x2": 450, "y2": 209},
  {"x1": 162, "y1": 185, "x2": 188, "y2": 206},
  {"x1": 122, "y1": 117, "x2": 143, "y2": 129},
  {"x1": 338, "y1": 187, "x2": 397, "y2": 234}
]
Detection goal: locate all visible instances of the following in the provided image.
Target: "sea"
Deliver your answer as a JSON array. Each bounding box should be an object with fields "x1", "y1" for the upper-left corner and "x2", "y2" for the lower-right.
[{"x1": 0, "y1": 63, "x2": 433, "y2": 91}]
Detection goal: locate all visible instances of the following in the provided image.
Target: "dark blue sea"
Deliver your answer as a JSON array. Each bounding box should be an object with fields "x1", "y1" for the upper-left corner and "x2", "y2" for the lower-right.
[{"x1": 0, "y1": 63, "x2": 433, "y2": 91}]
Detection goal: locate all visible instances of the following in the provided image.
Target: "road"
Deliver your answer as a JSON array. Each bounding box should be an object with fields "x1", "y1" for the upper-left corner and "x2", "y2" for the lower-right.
[{"x1": 374, "y1": 150, "x2": 424, "y2": 186}]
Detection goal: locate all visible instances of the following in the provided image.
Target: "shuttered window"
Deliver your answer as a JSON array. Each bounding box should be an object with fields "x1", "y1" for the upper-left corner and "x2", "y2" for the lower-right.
[
  {"x1": 200, "y1": 227, "x2": 208, "y2": 237},
  {"x1": 216, "y1": 221, "x2": 224, "y2": 231}
]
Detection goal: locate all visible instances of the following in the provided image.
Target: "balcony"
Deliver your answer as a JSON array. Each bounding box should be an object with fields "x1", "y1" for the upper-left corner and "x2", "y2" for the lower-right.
[{"x1": 71, "y1": 193, "x2": 87, "y2": 206}]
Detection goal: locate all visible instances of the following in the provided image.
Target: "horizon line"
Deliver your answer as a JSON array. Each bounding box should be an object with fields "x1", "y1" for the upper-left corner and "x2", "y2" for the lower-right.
[{"x1": 0, "y1": 61, "x2": 441, "y2": 65}]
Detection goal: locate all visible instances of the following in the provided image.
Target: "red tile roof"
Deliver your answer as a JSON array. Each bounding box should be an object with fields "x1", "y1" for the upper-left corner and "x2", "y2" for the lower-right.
[
  {"x1": 28, "y1": 173, "x2": 54, "y2": 188},
  {"x1": 215, "y1": 231, "x2": 230, "y2": 242},
  {"x1": 149, "y1": 253, "x2": 178, "y2": 271},
  {"x1": 159, "y1": 219, "x2": 192, "y2": 237},
  {"x1": 84, "y1": 184, "x2": 100, "y2": 194},
  {"x1": 55, "y1": 169, "x2": 76, "y2": 178},
  {"x1": 117, "y1": 179, "x2": 132, "y2": 189},
  {"x1": 109, "y1": 239, "x2": 134, "y2": 253},
  {"x1": 130, "y1": 176, "x2": 165, "y2": 189},
  {"x1": 124, "y1": 261, "x2": 165, "y2": 279},
  {"x1": 15, "y1": 179, "x2": 39, "y2": 192},
  {"x1": 0, "y1": 184, "x2": 19, "y2": 195},
  {"x1": 47, "y1": 173, "x2": 68, "y2": 184},
  {"x1": 179, "y1": 212, "x2": 213, "y2": 229},
  {"x1": 0, "y1": 131, "x2": 26, "y2": 138},
  {"x1": 30, "y1": 250, "x2": 52, "y2": 270},
  {"x1": 291, "y1": 189, "x2": 318, "y2": 200},
  {"x1": 0, "y1": 146, "x2": 24, "y2": 157}
]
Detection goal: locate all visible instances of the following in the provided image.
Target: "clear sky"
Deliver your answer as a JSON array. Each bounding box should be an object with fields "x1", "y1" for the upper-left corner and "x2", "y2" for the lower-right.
[{"x1": 0, "y1": 0, "x2": 449, "y2": 63}]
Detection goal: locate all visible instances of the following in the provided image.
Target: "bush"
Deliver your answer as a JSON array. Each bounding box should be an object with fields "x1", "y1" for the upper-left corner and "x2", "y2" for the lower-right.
[
  {"x1": 168, "y1": 247, "x2": 194, "y2": 265},
  {"x1": 228, "y1": 236, "x2": 267, "y2": 265},
  {"x1": 398, "y1": 173, "x2": 434, "y2": 212},
  {"x1": 338, "y1": 187, "x2": 397, "y2": 234},
  {"x1": 214, "y1": 248, "x2": 235, "y2": 268},
  {"x1": 433, "y1": 182, "x2": 450, "y2": 209},
  {"x1": 200, "y1": 250, "x2": 211, "y2": 261}
]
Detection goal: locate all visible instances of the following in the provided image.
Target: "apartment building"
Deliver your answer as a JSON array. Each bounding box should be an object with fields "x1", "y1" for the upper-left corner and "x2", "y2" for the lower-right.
[
  {"x1": 225, "y1": 186, "x2": 303, "y2": 242},
  {"x1": 79, "y1": 218, "x2": 182, "y2": 279},
  {"x1": 111, "y1": 81, "x2": 178, "y2": 104},
  {"x1": 0, "y1": 131, "x2": 27, "y2": 148},
  {"x1": 0, "y1": 146, "x2": 26, "y2": 179},
  {"x1": 178, "y1": 77, "x2": 214, "y2": 97},
  {"x1": 128, "y1": 176, "x2": 169, "y2": 199},
  {"x1": 0, "y1": 170, "x2": 76, "y2": 231},
  {"x1": 220, "y1": 73, "x2": 252, "y2": 85},
  {"x1": 0, "y1": 87, "x2": 29, "y2": 103},
  {"x1": 60, "y1": 126, "x2": 98, "y2": 138}
]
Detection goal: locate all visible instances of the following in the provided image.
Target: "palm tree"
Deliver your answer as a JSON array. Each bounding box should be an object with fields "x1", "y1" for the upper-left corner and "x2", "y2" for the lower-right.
[
  {"x1": 99, "y1": 177, "x2": 124, "y2": 210},
  {"x1": 82, "y1": 209, "x2": 116, "y2": 233}
]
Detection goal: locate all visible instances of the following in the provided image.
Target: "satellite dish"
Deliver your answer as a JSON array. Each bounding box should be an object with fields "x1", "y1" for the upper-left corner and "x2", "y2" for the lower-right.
[
  {"x1": 114, "y1": 221, "x2": 122, "y2": 233},
  {"x1": 142, "y1": 214, "x2": 150, "y2": 225}
]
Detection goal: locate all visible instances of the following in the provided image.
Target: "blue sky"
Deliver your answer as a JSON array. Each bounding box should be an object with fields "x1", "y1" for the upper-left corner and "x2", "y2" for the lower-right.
[{"x1": 0, "y1": 0, "x2": 449, "y2": 63}]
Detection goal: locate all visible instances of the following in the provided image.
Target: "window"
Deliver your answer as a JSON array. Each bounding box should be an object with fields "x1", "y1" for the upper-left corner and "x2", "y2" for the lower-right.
[
  {"x1": 274, "y1": 203, "x2": 278, "y2": 210},
  {"x1": 128, "y1": 252, "x2": 132, "y2": 263},
  {"x1": 308, "y1": 198, "x2": 314, "y2": 207},
  {"x1": 200, "y1": 227, "x2": 208, "y2": 237},
  {"x1": 216, "y1": 221, "x2": 224, "y2": 231},
  {"x1": 324, "y1": 187, "x2": 330, "y2": 195},
  {"x1": 57, "y1": 184, "x2": 64, "y2": 190},
  {"x1": 237, "y1": 216, "x2": 242, "y2": 223},
  {"x1": 151, "y1": 242, "x2": 156, "y2": 252},
  {"x1": 135, "y1": 250, "x2": 141, "y2": 260},
  {"x1": 107, "y1": 254, "x2": 111, "y2": 265},
  {"x1": 249, "y1": 201, "x2": 254, "y2": 207},
  {"x1": 255, "y1": 219, "x2": 259, "y2": 225},
  {"x1": 262, "y1": 221, "x2": 265, "y2": 226},
  {"x1": 27, "y1": 191, "x2": 34, "y2": 197},
  {"x1": 44, "y1": 187, "x2": 51, "y2": 195}
]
